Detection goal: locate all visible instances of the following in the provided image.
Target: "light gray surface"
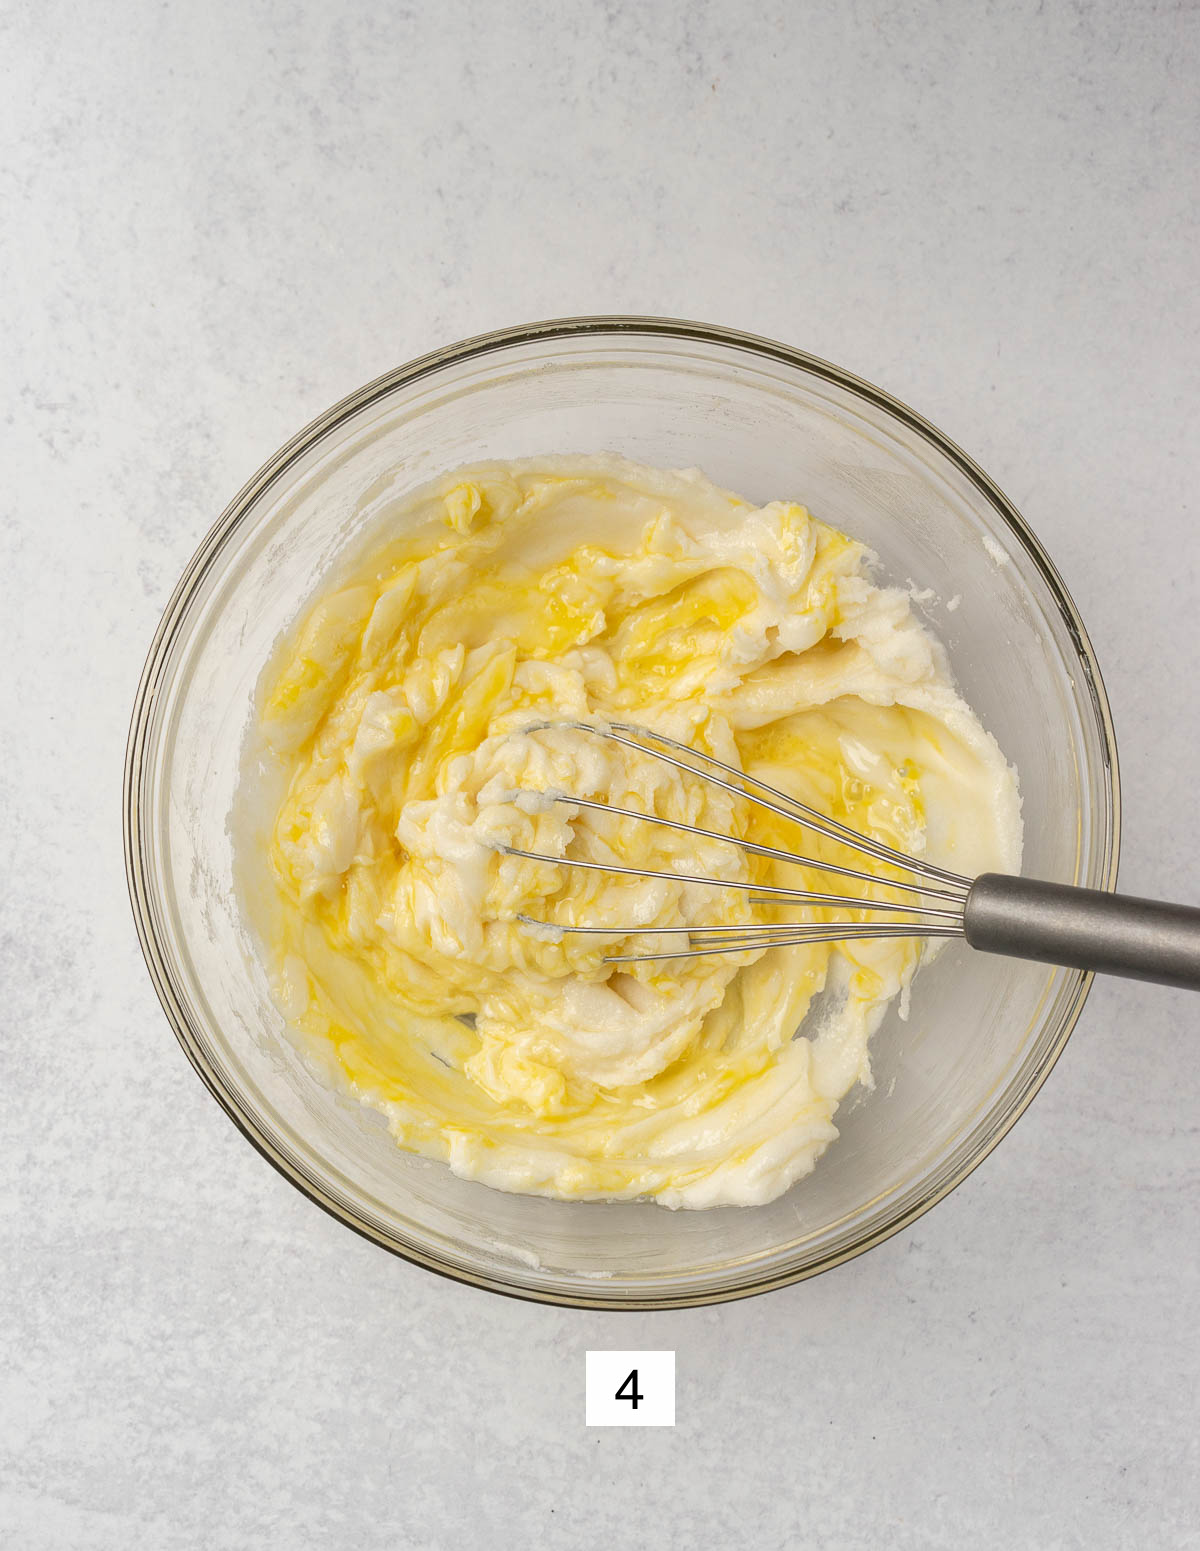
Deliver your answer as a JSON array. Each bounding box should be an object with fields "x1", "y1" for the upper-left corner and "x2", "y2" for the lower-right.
[{"x1": 3, "y1": 1, "x2": 1199, "y2": 1546}]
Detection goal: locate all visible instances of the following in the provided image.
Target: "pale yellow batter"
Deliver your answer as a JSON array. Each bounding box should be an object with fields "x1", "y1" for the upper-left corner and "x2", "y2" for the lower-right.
[{"x1": 240, "y1": 455, "x2": 1020, "y2": 1207}]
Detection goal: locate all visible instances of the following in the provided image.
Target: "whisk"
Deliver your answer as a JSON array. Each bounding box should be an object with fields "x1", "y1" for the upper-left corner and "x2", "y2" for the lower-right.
[{"x1": 506, "y1": 722, "x2": 1200, "y2": 991}]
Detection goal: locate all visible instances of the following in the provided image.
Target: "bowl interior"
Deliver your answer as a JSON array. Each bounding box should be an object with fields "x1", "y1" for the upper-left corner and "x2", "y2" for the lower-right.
[{"x1": 130, "y1": 324, "x2": 1116, "y2": 1306}]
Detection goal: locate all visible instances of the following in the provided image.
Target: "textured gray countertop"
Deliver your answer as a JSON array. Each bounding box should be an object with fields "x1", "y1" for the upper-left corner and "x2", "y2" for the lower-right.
[{"x1": 4, "y1": 2, "x2": 1199, "y2": 1546}]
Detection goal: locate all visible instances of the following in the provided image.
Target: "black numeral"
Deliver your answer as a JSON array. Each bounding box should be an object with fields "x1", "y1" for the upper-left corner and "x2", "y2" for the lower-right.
[{"x1": 615, "y1": 1368, "x2": 644, "y2": 1409}]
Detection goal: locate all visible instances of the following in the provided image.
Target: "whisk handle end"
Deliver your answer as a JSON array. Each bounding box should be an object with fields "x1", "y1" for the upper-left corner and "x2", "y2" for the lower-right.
[{"x1": 963, "y1": 873, "x2": 1200, "y2": 991}]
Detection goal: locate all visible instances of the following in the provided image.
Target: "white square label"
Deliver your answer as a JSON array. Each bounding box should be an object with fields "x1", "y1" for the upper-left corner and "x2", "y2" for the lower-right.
[{"x1": 585, "y1": 1350, "x2": 675, "y2": 1427}]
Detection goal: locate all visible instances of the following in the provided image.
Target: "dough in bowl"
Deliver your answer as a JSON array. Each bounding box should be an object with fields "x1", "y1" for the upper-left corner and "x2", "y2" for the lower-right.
[{"x1": 237, "y1": 455, "x2": 1020, "y2": 1207}]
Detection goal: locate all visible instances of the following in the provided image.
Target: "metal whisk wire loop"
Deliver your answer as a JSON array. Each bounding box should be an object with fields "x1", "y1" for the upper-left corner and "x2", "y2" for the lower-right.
[{"x1": 505, "y1": 721, "x2": 971, "y2": 963}]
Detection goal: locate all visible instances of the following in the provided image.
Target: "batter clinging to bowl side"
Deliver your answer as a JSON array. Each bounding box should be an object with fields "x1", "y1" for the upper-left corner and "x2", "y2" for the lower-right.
[{"x1": 239, "y1": 454, "x2": 1021, "y2": 1208}]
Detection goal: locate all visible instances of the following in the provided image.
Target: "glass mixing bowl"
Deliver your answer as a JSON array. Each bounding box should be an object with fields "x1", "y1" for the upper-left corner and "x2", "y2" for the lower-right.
[{"x1": 124, "y1": 317, "x2": 1119, "y2": 1308}]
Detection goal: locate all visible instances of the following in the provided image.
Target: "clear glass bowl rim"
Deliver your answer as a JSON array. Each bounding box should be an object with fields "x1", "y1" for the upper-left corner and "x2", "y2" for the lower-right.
[{"x1": 123, "y1": 315, "x2": 1121, "y2": 1308}]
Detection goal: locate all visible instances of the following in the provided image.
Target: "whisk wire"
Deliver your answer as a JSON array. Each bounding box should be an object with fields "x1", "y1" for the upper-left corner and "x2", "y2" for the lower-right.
[
  {"x1": 501, "y1": 846, "x2": 963, "y2": 918},
  {"x1": 527, "y1": 790, "x2": 966, "y2": 902},
  {"x1": 602, "y1": 925, "x2": 965, "y2": 963},
  {"x1": 594, "y1": 720, "x2": 970, "y2": 891}
]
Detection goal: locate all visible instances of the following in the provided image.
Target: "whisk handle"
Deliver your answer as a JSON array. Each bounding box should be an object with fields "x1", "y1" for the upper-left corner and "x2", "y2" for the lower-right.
[{"x1": 963, "y1": 874, "x2": 1200, "y2": 991}]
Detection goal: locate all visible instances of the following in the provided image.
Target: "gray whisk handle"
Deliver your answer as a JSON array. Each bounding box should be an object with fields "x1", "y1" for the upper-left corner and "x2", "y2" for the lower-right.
[{"x1": 963, "y1": 873, "x2": 1200, "y2": 991}]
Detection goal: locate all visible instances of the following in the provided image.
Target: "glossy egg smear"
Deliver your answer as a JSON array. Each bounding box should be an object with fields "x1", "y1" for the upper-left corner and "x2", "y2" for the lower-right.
[{"x1": 240, "y1": 455, "x2": 1021, "y2": 1207}]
